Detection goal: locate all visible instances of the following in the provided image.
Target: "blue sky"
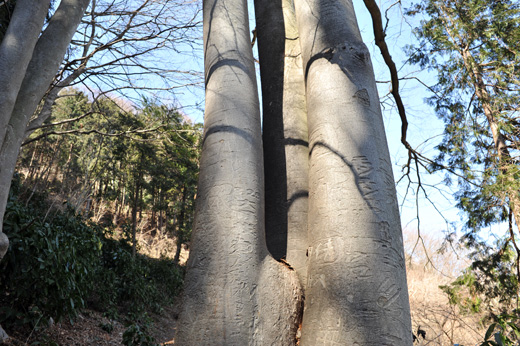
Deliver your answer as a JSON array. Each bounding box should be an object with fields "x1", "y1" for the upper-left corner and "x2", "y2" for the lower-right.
[
  {"x1": 114, "y1": 0, "x2": 506, "y2": 248},
  {"x1": 170, "y1": 0, "x2": 464, "y2": 239},
  {"x1": 351, "y1": 0, "x2": 508, "y2": 245}
]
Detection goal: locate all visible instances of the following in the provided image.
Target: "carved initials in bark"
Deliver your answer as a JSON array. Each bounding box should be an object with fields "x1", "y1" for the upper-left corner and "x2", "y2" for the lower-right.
[
  {"x1": 352, "y1": 156, "x2": 384, "y2": 215},
  {"x1": 177, "y1": 0, "x2": 412, "y2": 344}
]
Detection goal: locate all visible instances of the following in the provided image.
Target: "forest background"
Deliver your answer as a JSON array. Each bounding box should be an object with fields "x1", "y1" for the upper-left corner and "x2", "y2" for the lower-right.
[{"x1": 0, "y1": 0, "x2": 519, "y2": 345}]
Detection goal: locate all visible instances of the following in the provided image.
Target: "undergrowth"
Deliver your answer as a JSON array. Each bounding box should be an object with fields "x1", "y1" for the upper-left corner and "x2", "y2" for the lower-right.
[{"x1": 0, "y1": 175, "x2": 184, "y2": 344}]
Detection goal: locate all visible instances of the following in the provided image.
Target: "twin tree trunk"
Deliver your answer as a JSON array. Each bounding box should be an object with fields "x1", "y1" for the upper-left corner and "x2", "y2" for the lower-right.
[
  {"x1": 176, "y1": 0, "x2": 412, "y2": 344},
  {"x1": 175, "y1": 0, "x2": 302, "y2": 343}
]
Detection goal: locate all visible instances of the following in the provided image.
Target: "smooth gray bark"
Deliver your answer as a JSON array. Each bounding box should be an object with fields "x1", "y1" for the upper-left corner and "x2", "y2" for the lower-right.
[
  {"x1": 175, "y1": 0, "x2": 302, "y2": 344},
  {"x1": 293, "y1": 0, "x2": 412, "y2": 344},
  {"x1": 279, "y1": 0, "x2": 309, "y2": 289},
  {"x1": 0, "y1": 0, "x2": 91, "y2": 254},
  {"x1": 0, "y1": 0, "x2": 50, "y2": 148},
  {"x1": 255, "y1": 0, "x2": 309, "y2": 288},
  {"x1": 0, "y1": 0, "x2": 51, "y2": 263},
  {"x1": 0, "y1": 324, "x2": 7, "y2": 343}
]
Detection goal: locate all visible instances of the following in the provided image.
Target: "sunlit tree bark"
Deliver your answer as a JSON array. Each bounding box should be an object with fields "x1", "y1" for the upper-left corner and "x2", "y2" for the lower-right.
[
  {"x1": 0, "y1": 0, "x2": 90, "y2": 259},
  {"x1": 174, "y1": 0, "x2": 303, "y2": 343},
  {"x1": 293, "y1": 0, "x2": 412, "y2": 344},
  {"x1": 0, "y1": 2, "x2": 91, "y2": 340},
  {"x1": 177, "y1": 0, "x2": 412, "y2": 344}
]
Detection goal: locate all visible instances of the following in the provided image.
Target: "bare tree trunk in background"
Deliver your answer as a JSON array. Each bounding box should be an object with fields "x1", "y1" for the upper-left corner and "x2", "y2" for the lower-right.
[
  {"x1": 293, "y1": 0, "x2": 412, "y2": 344},
  {"x1": 131, "y1": 183, "x2": 139, "y2": 257},
  {"x1": 0, "y1": 0, "x2": 50, "y2": 148},
  {"x1": 173, "y1": 184, "x2": 187, "y2": 265},
  {"x1": 174, "y1": 0, "x2": 303, "y2": 343},
  {"x1": 0, "y1": 0, "x2": 50, "y2": 262},
  {"x1": 0, "y1": 0, "x2": 91, "y2": 341},
  {"x1": 0, "y1": 0, "x2": 91, "y2": 252}
]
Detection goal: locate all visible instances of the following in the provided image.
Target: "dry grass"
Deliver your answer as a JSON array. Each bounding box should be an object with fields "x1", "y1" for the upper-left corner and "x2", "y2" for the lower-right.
[
  {"x1": 405, "y1": 229, "x2": 486, "y2": 346},
  {"x1": 408, "y1": 264, "x2": 485, "y2": 345},
  {"x1": 136, "y1": 229, "x2": 189, "y2": 264}
]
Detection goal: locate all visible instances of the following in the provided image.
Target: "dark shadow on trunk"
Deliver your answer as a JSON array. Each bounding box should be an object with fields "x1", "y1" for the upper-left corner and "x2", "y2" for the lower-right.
[{"x1": 255, "y1": 0, "x2": 288, "y2": 260}]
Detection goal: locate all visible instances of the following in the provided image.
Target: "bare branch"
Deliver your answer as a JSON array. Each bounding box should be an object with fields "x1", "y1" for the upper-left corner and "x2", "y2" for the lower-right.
[{"x1": 22, "y1": 124, "x2": 197, "y2": 146}]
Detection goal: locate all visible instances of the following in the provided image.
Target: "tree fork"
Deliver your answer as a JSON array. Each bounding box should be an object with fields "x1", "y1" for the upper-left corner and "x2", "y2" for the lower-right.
[
  {"x1": 175, "y1": 0, "x2": 302, "y2": 343},
  {"x1": 254, "y1": 0, "x2": 309, "y2": 288}
]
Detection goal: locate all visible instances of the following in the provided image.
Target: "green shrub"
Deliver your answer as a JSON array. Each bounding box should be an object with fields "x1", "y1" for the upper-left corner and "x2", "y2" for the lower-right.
[
  {"x1": 95, "y1": 237, "x2": 184, "y2": 314},
  {"x1": 0, "y1": 176, "x2": 184, "y2": 331},
  {"x1": 147, "y1": 256, "x2": 184, "y2": 304},
  {"x1": 0, "y1": 192, "x2": 102, "y2": 327},
  {"x1": 122, "y1": 313, "x2": 158, "y2": 346},
  {"x1": 479, "y1": 313, "x2": 520, "y2": 346}
]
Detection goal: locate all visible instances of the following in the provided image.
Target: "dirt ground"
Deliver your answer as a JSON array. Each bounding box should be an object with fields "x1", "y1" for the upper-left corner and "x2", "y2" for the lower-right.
[{"x1": 2, "y1": 304, "x2": 179, "y2": 345}]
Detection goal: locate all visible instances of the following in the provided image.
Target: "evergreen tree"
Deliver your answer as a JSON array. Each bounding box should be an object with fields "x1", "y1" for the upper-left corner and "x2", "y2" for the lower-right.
[
  {"x1": 18, "y1": 91, "x2": 201, "y2": 258},
  {"x1": 408, "y1": 0, "x2": 520, "y2": 334}
]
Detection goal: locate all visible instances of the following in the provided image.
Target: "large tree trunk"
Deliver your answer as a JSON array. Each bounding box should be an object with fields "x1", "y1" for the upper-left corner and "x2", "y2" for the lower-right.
[
  {"x1": 255, "y1": 0, "x2": 310, "y2": 287},
  {"x1": 174, "y1": 0, "x2": 303, "y2": 344},
  {"x1": 254, "y1": 0, "x2": 288, "y2": 261},
  {"x1": 293, "y1": 0, "x2": 412, "y2": 344}
]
